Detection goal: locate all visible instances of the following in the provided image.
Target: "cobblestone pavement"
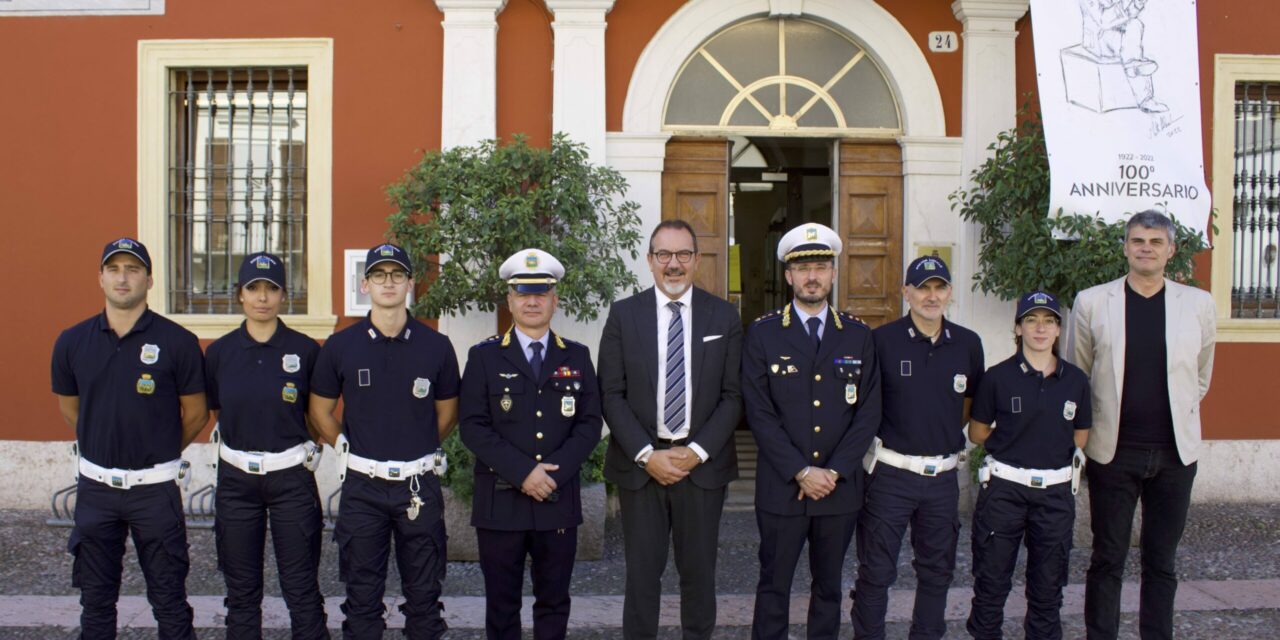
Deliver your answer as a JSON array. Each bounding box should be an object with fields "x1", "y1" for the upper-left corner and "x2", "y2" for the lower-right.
[{"x1": 0, "y1": 501, "x2": 1274, "y2": 637}]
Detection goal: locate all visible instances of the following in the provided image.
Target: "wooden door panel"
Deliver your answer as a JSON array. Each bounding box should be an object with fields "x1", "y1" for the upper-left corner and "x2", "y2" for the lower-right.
[
  {"x1": 662, "y1": 138, "x2": 729, "y2": 298},
  {"x1": 838, "y1": 141, "x2": 903, "y2": 328}
]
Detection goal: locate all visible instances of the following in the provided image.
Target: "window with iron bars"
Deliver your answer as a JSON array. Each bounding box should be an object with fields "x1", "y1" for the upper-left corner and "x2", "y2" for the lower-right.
[
  {"x1": 168, "y1": 67, "x2": 308, "y2": 315},
  {"x1": 1233, "y1": 81, "x2": 1280, "y2": 318}
]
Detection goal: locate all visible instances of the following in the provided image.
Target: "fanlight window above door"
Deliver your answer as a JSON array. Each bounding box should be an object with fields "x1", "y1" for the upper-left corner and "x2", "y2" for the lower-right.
[{"x1": 664, "y1": 17, "x2": 901, "y2": 133}]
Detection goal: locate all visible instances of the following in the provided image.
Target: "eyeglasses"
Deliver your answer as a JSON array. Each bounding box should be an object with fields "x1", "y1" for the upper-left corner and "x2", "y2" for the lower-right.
[
  {"x1": 367, "y1": 270, "x2": 409, "y2": 285},
  {"x1": 651, "y1": 250, "x2": 696, "y2": 264},
  {"x1": 789, "y1": 263, "x2": 833, "y2": 276}
]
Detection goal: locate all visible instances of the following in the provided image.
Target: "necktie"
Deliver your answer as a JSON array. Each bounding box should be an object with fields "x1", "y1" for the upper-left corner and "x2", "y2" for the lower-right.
[
  {"x1": 664, "y1": 301, "x2": 686, "y2": 437},
  {"x1": 529, "y1": 341, "x2": 543, "y2": 380},
  {"x1": 807, "y1": 316, "x2": 822, "y2": 353}
]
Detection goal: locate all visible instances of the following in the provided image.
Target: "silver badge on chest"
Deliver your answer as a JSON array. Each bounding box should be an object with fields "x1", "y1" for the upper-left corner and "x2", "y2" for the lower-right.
[
  {"x1": 845, "y1": 383, "x2": 858, "y2": 405},
  {"x1": 282, "y1": 353, "x2": 301, "y2": 373},
  {"x1": 561, "y1": 394, "x2": 576, "y2": 417},
  {"x1": 140, "y1": 344, "x2": 160, "y2": 365},
  {"x1": 412, "y1": 377, "x2": 431, "y2": 399},
  {"x1": 954, "y1": 374, "x2": 967, "y2": 393},
  {"x1": 1063, "y1": 400, "x2": 1077, "y2": 420}
]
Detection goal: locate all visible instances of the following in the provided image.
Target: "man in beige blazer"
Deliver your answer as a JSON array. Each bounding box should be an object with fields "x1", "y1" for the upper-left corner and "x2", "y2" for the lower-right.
[{"x1": 1067, "y1": 210, "x2": 1216, "y2": 640}]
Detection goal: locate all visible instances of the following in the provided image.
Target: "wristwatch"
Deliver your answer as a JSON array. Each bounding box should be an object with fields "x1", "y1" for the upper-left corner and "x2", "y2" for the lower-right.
[{"x1": 637, "y1": 449, "x2": 654, "y2": 469}]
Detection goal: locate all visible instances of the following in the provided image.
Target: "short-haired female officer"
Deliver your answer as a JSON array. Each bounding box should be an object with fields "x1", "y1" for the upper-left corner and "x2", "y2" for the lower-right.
[
  {"x1": 204, "y1": 253, "x2": 328, "y2": 639},
  {"x1": 966, "y1": 291, "x2": 1091, "y2": 640}
]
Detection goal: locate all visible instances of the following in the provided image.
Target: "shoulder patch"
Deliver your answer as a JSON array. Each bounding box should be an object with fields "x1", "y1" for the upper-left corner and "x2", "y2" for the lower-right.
[{"x1": 476, "y1": 334, "x2": 503, "y2": 346}]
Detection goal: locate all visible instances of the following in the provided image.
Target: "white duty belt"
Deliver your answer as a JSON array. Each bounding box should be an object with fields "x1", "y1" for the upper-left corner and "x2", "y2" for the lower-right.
[
  {"x1": 79, "y1": 457, "x2": 185, "y2": 490},
  {"x1": 984, "y1": 457, "x2": 1073, "y2": 489},
  {"x1": 862, "y1": 437, "x2": 959, "y2": 477},
  {"x1": 220, "y1": 442, "x2": 316, "y2": 475},
  {"x1": 337, "y1": 435, "x2": 447, "y2": 482}
]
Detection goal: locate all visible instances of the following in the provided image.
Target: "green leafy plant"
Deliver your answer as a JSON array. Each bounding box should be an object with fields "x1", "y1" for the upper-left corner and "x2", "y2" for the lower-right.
[
  {"x1": 949, "y1": 111, "x2": 1212, "y2": 307},
  {"x1": 438, "y1": 432, "x2": 610, "y2": 500},
  {"x1": 386, "y1": 133, "x2": 643, "y2": 321}
]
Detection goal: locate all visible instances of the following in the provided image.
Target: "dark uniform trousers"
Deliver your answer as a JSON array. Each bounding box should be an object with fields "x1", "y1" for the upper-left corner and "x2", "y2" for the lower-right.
[
  {"x1": 335, "y1": 472, "x2": 448, "y2": 640},
  {"x1": 753, "y1": 510, "x2": 856, "y2": 639},
  {"x1": 853, "y1": 465, "x2": 960, "y2": 640},
  {"x1": 967, "y1": 477, "x2": 1075, "y2": 640},
  {"x1": 476, "y1": 527, "x2": 578, "y2": 640},
  {"x1": 70, "y1": 477, "x2": 194, "y2": 640},
  {"x1": 215, "y1": 463, "x2": 328, "y2": 639}
]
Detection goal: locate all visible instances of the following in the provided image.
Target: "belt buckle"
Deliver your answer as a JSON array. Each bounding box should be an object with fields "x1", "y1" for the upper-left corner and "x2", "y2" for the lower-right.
[
  {"x1": 1030, "y1": 475, "x2": 1044, "y2": 488},
  {"x1": 244, "y1": 454, "x2": 266, "y2": 475},
  {"x1": 110, "y1": 474, "x2": 128, "y2": 489},
  {"x1": 921, "y1": 462, "x2": 939, "y2": 477},
  {"x1": 385, "y1": 464, "x2": 402, "y2": 480}
]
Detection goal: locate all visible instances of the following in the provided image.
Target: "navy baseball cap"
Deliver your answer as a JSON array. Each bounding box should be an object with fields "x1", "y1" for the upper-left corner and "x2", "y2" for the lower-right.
[
  {"x1": 1016, "y1": 290, "x2": 1062, "y2": 320},
  {"x1": 904, "y1": 255, "x2": 950, "y2": 287},
  {"x1": 365, "y1": 243, "x2": 413, "y2": 276},
  {"x1": 237, "y1": 252, "x2": 286, "y2": 289},
  {"x1": 101, "y1": 237, "x2": 152, "y2": 274}
]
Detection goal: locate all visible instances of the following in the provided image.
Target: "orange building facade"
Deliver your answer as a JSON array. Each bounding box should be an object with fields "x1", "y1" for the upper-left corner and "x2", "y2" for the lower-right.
[{"x1": 1, "y1": 0, "x2": 1276, "y2": 506}]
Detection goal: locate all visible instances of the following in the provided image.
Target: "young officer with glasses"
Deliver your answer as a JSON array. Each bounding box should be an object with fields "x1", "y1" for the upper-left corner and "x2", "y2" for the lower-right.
[
  {"x1": 309, "y1": 243, "x2": 460, "y2": 639},
  {"x1": 51, "y1": 238, "x2": 207, "y2": 639},
  {"x1": 204, "y1": 252, "x2": 328, "y2": 638},
  {"x1": 966, "y1": 291, "x2": 1091, "y2": 640}
]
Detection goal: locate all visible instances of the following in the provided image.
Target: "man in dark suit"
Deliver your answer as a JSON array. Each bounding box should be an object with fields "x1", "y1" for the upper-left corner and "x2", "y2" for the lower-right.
[
  {"x1": 460, "y1": 249, "x2": 603, "y2": 640},
  {"x1": 599, "y1": 219, "x2": 743, "y2": 640},
  {"x1": 742, "y1": 223, "x2": 881, "y2": 639}
]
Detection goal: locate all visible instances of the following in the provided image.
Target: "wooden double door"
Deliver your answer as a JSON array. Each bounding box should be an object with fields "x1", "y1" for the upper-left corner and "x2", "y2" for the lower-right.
[{"x1": 661, "y1": 137, "x2": 903, "y2": 327}]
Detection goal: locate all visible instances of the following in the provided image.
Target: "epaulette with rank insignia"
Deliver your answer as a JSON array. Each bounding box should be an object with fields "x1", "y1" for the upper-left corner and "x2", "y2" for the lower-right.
[
  {"x1": 838, "y1": 310, "x2": 868, "y2": 328},
  {"x1": 476, "y1": 333, "x2": 504, "y2": 347},
  {"x1": 751, "y1": 308, "x2": 784, "y2": 326}
]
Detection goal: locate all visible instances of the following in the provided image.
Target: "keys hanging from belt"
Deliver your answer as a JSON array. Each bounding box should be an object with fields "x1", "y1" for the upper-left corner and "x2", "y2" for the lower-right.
[{"x1": 407, "y1": 473, "x2": 425, "y2": 521}]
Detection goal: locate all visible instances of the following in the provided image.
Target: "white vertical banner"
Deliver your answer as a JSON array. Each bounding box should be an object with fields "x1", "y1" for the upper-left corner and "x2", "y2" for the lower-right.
[{"x1": 1031, "y1": 0, "x2": 1210, "y2": 239}]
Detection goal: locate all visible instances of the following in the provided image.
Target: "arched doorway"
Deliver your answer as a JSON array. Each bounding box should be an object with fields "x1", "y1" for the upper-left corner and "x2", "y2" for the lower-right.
[{"x1": 657, "y1": 15, "x2": 905, "y2": 327}]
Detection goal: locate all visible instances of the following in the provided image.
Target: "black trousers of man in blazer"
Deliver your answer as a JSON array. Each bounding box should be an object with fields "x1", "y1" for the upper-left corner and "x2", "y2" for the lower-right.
[{"x1": 599, "y1": 286, "x2": 743, "y2": 640}]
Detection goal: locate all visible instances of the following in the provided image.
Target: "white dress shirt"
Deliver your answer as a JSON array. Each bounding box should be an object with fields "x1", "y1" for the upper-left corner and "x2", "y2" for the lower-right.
[{"x1": 635, "y1": 286, "x2": 709, "y2": 463}]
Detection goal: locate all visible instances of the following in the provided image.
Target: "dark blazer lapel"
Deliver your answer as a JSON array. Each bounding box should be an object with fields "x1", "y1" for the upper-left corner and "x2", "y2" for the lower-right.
[
  {"x1": 539, "y1": 330, "x2": 572, "y2": 387},
  {"x1": 691, "y1": 288, "x2": 714, "y2": 403},
  {"x1": 499, "y1": 329, "x2": 538, "y2": 383},
  {"x1": 781, "y1": 303, "x2": 813, "y2": 361},
  {"x1": 634, "y1": 287, "x2": 660, "y2": 396},
  {"x1": 814, "y1": 306, "x2": 843, "y2": 363}
]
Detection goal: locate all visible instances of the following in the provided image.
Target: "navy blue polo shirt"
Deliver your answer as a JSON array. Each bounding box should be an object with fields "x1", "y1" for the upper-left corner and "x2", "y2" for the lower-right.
[
  {"x1": 205, "y1": 320, "x2": 320, "y2": 453},
  {"x1": 971, "y1": 352, "x2": 1092, "y2": 470},
  {"x1": 873, "y1": 315, "x2": 985, "y2": 456},
  {"x1": 51, "y1": 309, "x2": 205, "y2": 469},
  {"x1": 311, "y1": 313, "x2": 460, "y2": 461}
]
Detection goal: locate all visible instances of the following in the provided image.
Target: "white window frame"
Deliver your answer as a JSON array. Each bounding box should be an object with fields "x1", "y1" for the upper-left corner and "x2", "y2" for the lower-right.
[
  {"x1": 1211, "y1": 54, "x2": 1280, "y2": 342},
  {"x1": 138, "y1": 39, "x2": 336, "y2": 339}
]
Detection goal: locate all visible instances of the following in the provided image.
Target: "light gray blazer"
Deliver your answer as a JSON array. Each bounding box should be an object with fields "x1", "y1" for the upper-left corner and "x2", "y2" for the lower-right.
[{"x1": 1067, "y1": 276, "x2": 1216, "y2": 464}]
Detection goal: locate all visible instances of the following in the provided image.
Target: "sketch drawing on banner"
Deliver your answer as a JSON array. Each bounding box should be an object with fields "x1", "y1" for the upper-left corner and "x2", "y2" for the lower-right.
[{"x1": 1062, "y1": 0, "x2": 1170, "y2": 116}]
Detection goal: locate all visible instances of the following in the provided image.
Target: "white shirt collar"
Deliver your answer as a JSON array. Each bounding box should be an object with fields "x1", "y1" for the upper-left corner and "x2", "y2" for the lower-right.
[
  {"x1": 655, "y1": 284, "x2": 694, "y2": 310},
  {"x1": 514, "y1": 327, "x2": 549, "y2": 357},
  {"x1": 792, "y1": 301, "x2": 828, "y2": 329}
]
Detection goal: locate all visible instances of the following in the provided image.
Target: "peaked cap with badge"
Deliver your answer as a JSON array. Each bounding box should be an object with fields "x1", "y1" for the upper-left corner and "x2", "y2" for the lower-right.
[
  {"x1": 776, "y1": 223, "x2": 843, "y2": 264},
  {"x1": 499, "y1": 248, "x2": 564, "y2": 294}
]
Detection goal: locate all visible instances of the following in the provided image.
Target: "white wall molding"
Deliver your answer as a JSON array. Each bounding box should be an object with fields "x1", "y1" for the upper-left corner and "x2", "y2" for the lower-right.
[
  {"x1": 950, "y1": 0, "x2": 1028, "y2": 360},
  {"x1": 436, "y1": 0, "x2": 508, "y2": 149},
  {"x1": 547, "y1": 0, "x2": 616, "y2": 165}
]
